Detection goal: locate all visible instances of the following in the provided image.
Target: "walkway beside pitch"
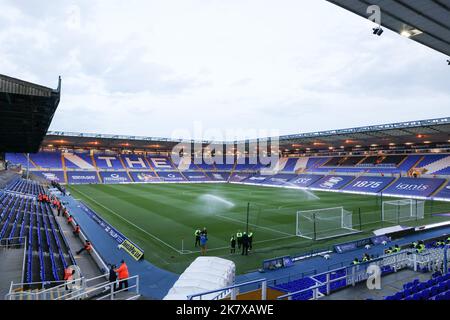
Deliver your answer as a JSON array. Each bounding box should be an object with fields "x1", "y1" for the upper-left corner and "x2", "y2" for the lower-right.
[
  {"x1": 61, "y1": 195, "x2": 178, "y2": 299},
  {"x1": 236, "y1": 224, "x2": 450, "y2": 288}
]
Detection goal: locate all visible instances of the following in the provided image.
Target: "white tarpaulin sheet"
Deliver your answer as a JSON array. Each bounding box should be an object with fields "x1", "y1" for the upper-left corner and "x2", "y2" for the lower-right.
[{"x1": 163, "y1": 257, "x2": 235, "y2": 300}]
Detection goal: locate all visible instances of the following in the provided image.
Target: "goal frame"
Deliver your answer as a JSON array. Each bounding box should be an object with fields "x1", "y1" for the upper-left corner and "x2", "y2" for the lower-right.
[
  {"x1": 382, "y1": 199, "x2": 425, "y2": 224},
  {"x1": 296, "y1": 206, "x2": 360, "y2": 241}
]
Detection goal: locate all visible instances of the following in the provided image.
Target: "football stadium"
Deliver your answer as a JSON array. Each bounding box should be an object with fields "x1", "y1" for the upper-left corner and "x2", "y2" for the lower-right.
[{"x1": 1, "y1": 0, "x2": 450, "y2": 309}]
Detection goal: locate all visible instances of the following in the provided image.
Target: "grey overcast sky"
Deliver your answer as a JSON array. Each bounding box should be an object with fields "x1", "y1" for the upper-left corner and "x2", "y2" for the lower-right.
[{"x1": 1, "y1": 0, "x2": 449, "y2": 140}]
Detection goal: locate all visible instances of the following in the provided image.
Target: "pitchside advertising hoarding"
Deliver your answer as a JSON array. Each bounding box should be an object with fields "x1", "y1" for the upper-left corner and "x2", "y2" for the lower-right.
[
  {"x1": 263, "y1": 174, "x2": 294, "y2": 186},
  {"x1": 157, "y1": 171, "x2": 186, "y2": 181},
  {"x1": 310, "y1": 175, "x2": 355, "y2": 190},
  {"x1": 343, "y1": 176, "x2": 394, "y2": 193},
  {"x1": 183, "y1": 172, "x2": 211, "y2": 182},
  {"x1": 245, "y1": 175, "x2": 268, "y2": 184},
  {"x1": 207, "y1": 172, "x2": 230, "y2": 181},
  {"x1": 129, "y1": 171, "x2": 159, "y2": 182},
  {"x1": 287, "y1": 174, "x2": 323, "y2": 187},
  {"x1": 383, "y1": 177, "x2": 446, "y2": 197},
  {"x1": 99, "y1": 171, "x2": 131, "y2": 184},
  {"x1": 229, "y1": 173, "x2": 251, "y2": 182},
  {"x1": 78, "y1": 201, "x2": 144, "y2": 261},
  {"x1": 67, "y1": 171, "x2": 99, "y2": 184}
]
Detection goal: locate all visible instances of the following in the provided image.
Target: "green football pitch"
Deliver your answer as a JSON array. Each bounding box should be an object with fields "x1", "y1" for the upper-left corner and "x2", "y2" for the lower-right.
[{"x1": 68, "y1": 183, "x2": 450, "y2": 274}]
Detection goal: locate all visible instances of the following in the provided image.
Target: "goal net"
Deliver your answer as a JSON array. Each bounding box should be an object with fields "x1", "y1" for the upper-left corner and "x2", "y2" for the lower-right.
[
  {"x1": 296, "y1": 207, "x2": 360, "y2": 240},
  {"x1": 382, "y1": 199, "x2": 425, "y2": 224}
]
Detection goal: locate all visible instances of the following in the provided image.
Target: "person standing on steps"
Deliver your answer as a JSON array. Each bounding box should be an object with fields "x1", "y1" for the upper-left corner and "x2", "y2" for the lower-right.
[
  {"x1": 114, "y1": 260, "x2": 129, "y2": 292},
  {"x1": 108, "y1": 264, "x2": 118, "y2": 292}
]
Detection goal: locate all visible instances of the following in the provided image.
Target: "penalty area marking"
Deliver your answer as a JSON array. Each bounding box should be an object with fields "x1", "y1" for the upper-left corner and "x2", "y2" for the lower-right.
[
  {"x1": 73, "y1": 188, "x2": 183, "y2": 254},
  {"x1": 214, "y1": 214, "x2": 295, "y2": 237}
]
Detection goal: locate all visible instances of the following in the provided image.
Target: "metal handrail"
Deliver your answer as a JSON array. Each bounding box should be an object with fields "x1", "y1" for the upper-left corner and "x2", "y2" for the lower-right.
[
  {"x1": 187, "y1": 278, "x2": 266, "y2": 300},
  {"x1": 53, "y1": 274, "x2": 111, "y2": 300},
  {"x1": 276, "y1": 250, "x2": 414, "y2": 300},
  {"x1": 276, "y1": 276, "x2": 339, "y2": 300},
  {"x1": 63, "y1": 275, "x2": 140, "y2": 301}
]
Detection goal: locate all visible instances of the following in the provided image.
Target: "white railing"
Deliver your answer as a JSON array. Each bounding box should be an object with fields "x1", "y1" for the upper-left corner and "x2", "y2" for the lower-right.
[
  {"x1": 187, "y1": 278, "x2": 267, "y2": 300},
  {"x1": 276, "y1": 250, "x2": 414, "y2": 300},
  {"x1": 5, "y1": 274, "x2": 140, "y2": 301}
]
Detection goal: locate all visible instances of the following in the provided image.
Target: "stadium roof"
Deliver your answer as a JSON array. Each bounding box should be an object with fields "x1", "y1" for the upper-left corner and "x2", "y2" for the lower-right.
[
  {"x1": 0, "y1": 74, "x2": 61, "y2": 153},
  {"x1": 327, "y1": 0, "x2": 450, "y2": 57},
  {"x1": 275, "y1": 117, "x2": 450, "y2": 151},
  {"x1": 44, "y1": 117, "x2": 450, "y2": 153}
]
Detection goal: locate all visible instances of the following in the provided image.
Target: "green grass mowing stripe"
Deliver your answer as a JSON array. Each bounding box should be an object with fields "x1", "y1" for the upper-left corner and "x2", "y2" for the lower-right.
[
  {"x1": 68, "y1": 183, "x2": 450, "y2": 274},
  {"x1": 214, "y1": 214, "x2": 295, "y2": 237},
  {"x1": 73, "y1": 186, "x2": 183, "y2": 254}
]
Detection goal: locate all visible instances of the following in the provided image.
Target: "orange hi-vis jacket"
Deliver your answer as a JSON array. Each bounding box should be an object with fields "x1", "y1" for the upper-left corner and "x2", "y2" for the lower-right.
[
  {"x1": 84, "y1": 242, "x2": 92, "y2": 251},
  {"x1": 64, "y1": 268, "x2": 73, "y2": 281},
  {"x1": 115, "y1": 263, "x2": 129, "y2": 279}
]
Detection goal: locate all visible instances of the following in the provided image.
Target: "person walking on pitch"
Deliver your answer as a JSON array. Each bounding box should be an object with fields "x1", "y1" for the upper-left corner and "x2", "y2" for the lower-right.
[
  {"x1": 200, "y1": 233, "x2": 208, "y2": 255},
  {"x1": 248, "y1": 230, "x2": 253, "y2": 251},
  {"x1": 241, "y1": 232, "x2": 249, "y2": 256},
  {"x1": 194, "y1": 228, "x2": 201, "y2": 247},
  {"x1": 236, "y1": 231, "x2": 243, "y2": 249},
  {"x1": 230, "y1": 235, "x2": 236, "y2": 254}
]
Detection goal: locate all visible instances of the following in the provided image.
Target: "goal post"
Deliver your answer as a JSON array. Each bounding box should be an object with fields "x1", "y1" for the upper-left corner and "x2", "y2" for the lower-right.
[
  {"x1": 382, "y1": 199, "x2": 425, "y2": 224},
  {"x1": 296, "y1": 207, "x2": 360, "y2": 241}
]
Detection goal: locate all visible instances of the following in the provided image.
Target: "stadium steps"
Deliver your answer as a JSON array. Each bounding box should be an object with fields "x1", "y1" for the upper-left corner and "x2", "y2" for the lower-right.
[
  {"x1": 294, "y1": 157, "x2": 309, "y2": 173},
  {"x1": 118, "y1": 156, "x2": 135, "y2": 182},
  {"x1": 356, "y1": 157, "x2": 367, "y2": 166},
  {"x1": 144, "y1": 158, "x2": 161, "y2": 179},
  {"x1": 410, "y1": 155, "x2": 425, "y2": 173},
  {"x1": 195, "y1": 164, "x2": 211, "y2": 177},
  {"x1": 90, "y1": 154, "x2": 103, "y2": 183},
  {"x1": 0, "y1": 247, "x2": 24, "y2": 299},
  {"x1": 420, "y1": 156, "x2": 450, "y2": 175},
  {"x1": 61, "y1": 153, "x2": 68, "y2": 184},
  {"x1": 117, "y1": 155, "x2": 128, "y2": 170},
  {"x1": 272, "y1": 158, "x2": 288, "y2": 173},
  {"x1": 396, "y1": 155, "x2": 409, "y2": 168},
  {"x1": 23, "y1": 153, "x2": 39, "y2": 169},
  {"x1": 228, "y1": 160, "x2": 238, "y2": 178},
  {"x1": 430, "y1": 179, "x2": 449, "y2": 197},
  {"x1": 378, "y1": 176, "x2": 400, "y2": 193}
]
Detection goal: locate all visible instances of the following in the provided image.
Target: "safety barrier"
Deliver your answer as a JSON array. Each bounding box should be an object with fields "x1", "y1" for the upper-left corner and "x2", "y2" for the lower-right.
[{"x1": 187, "y1": 278, "x2": 268, "y2": 300}]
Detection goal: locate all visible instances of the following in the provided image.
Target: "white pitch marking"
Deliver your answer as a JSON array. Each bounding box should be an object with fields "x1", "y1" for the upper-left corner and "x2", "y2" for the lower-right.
[{"x1": 73, "y1": 188, "x2": 183, "y2": 254}]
